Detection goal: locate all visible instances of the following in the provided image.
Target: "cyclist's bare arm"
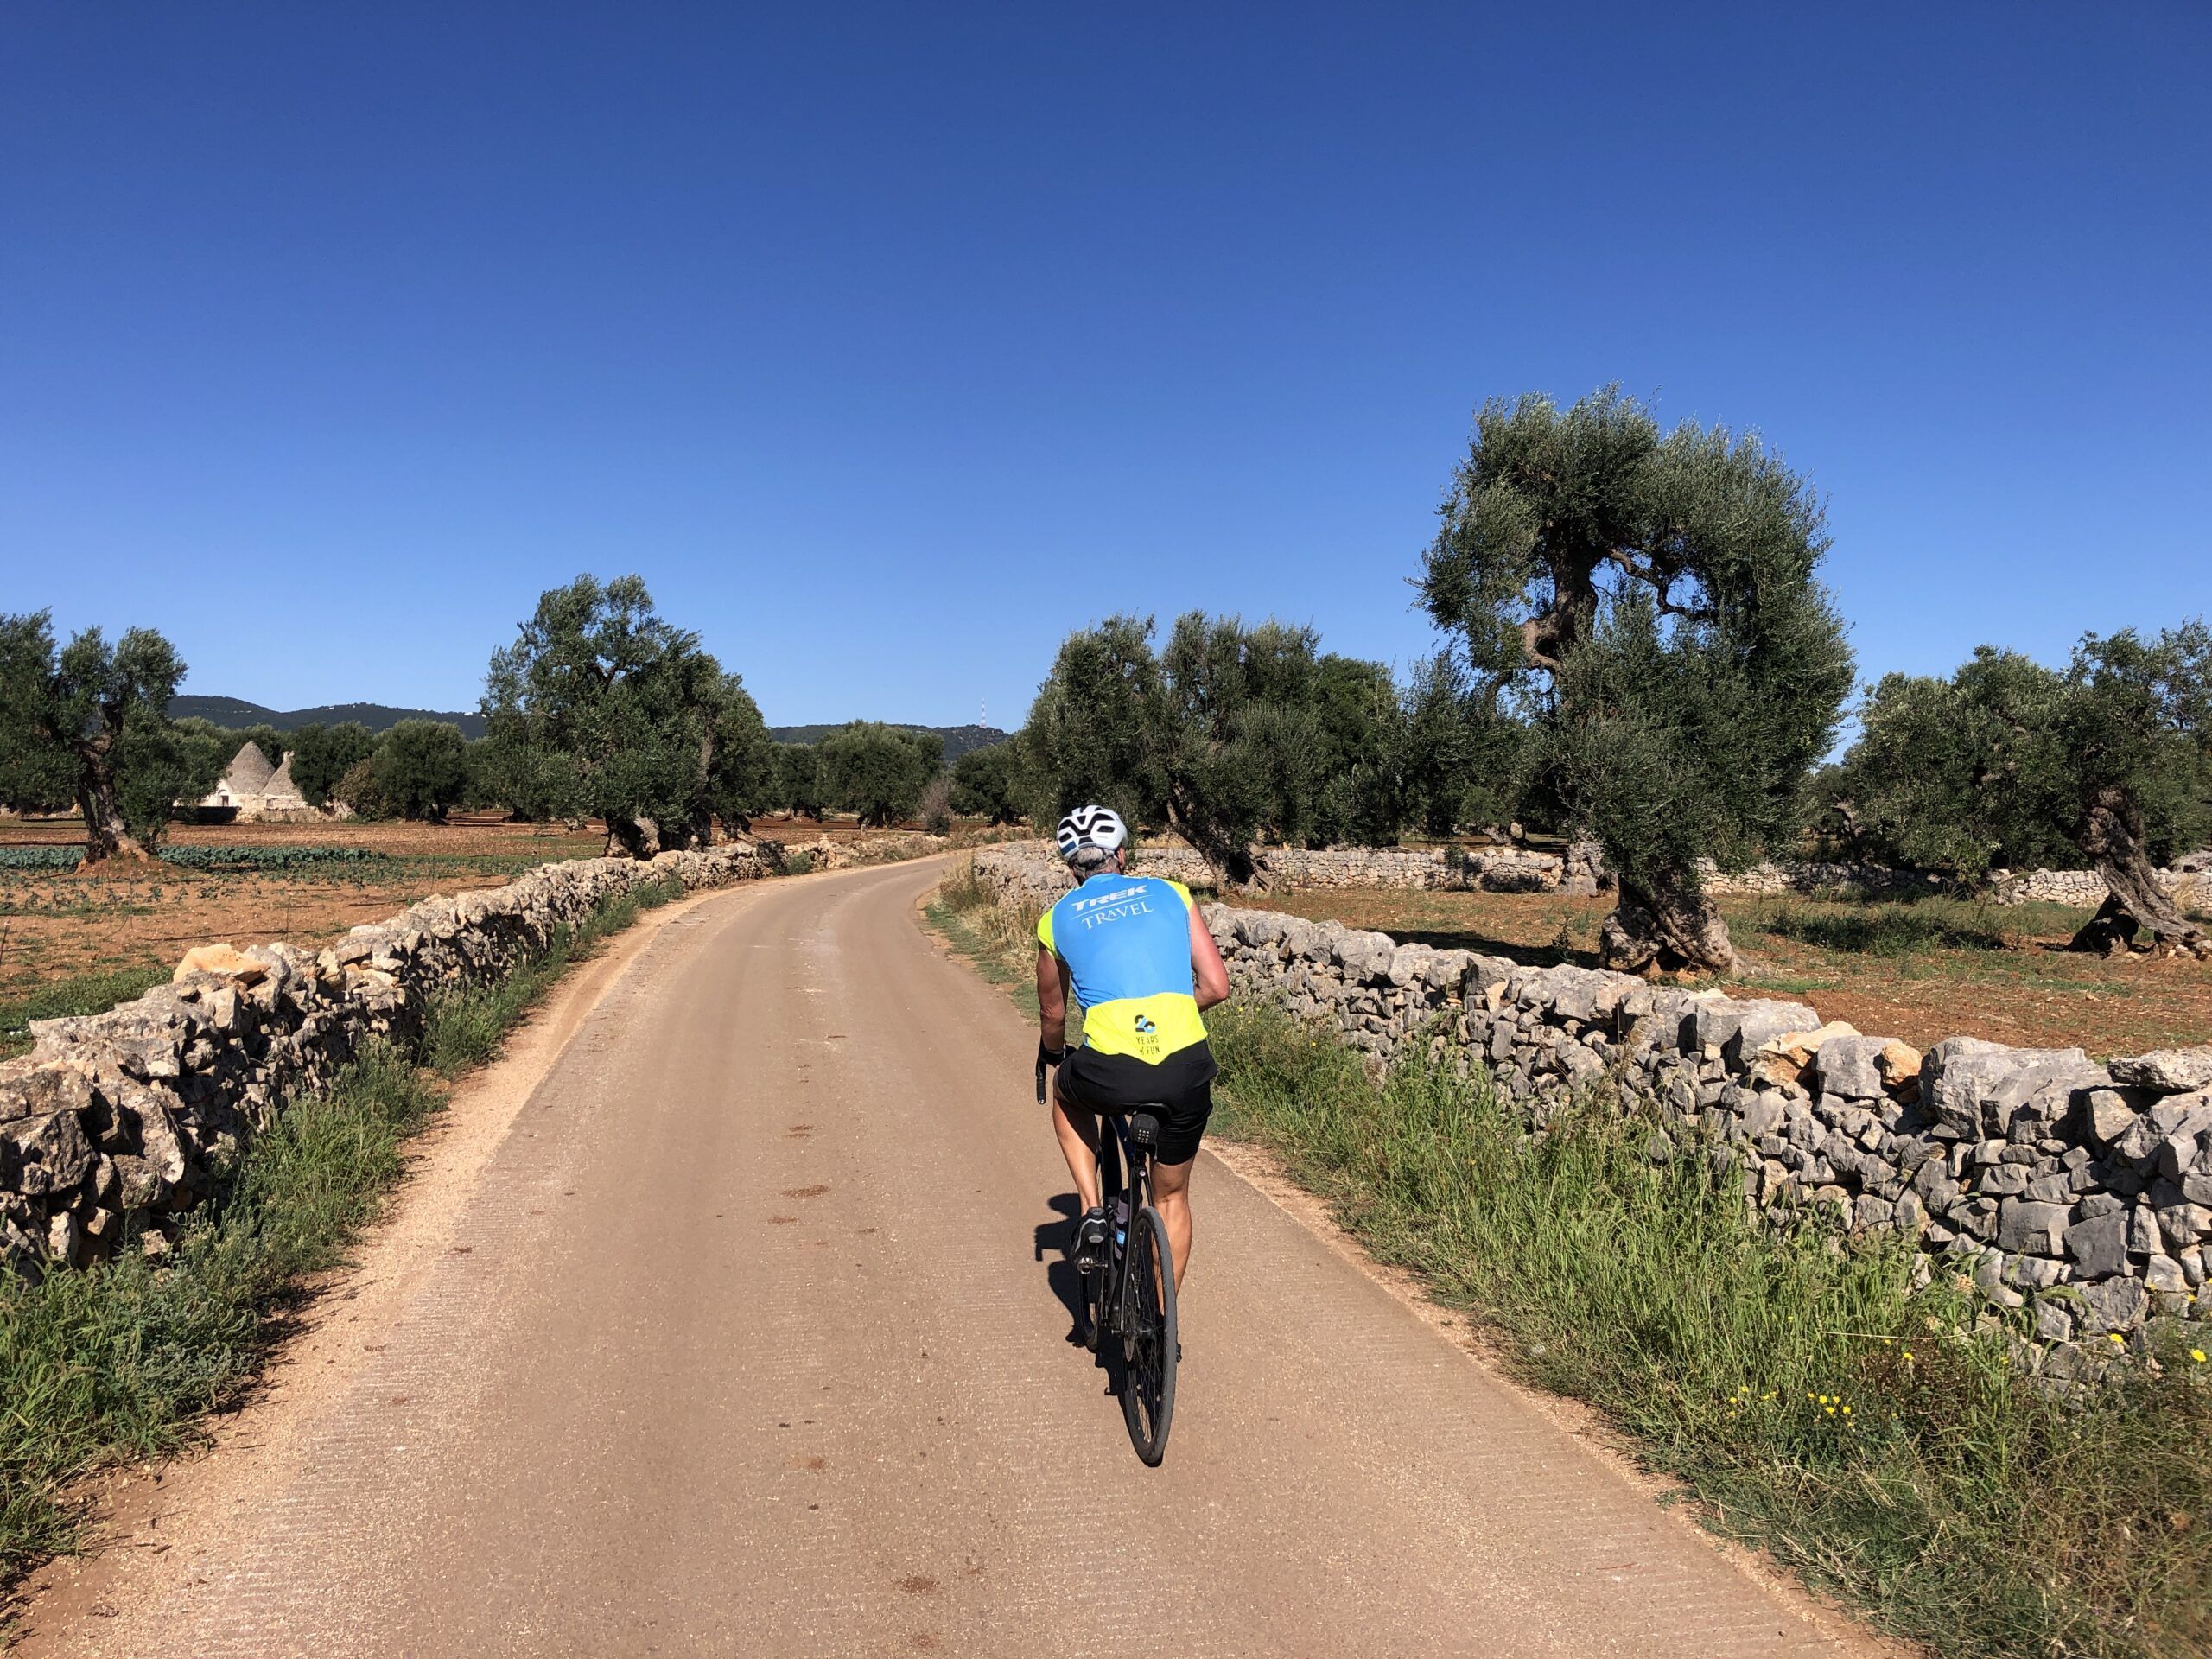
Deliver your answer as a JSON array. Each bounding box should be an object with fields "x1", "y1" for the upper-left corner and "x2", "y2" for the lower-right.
[{"x1": 1036, "y1": 946, "x2": 1071, "y2": 1051}]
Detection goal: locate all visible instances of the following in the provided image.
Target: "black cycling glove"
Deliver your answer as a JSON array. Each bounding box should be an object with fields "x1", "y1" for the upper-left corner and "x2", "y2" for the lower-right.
[{"x1": 1037, "y1": 1040, "x2": 1071, "y2": 1071}]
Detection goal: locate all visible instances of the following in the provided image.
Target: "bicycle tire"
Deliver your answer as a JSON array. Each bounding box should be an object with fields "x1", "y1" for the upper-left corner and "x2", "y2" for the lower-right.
[{"x1": 1119, "y1": 1205, "x2": 1177, "y2": 1465}]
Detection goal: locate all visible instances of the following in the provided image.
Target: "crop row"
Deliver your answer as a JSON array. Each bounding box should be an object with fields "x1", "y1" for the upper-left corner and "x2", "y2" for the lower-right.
[{"x1": 0, "y1": 845, "x2": 392, "y2": 873}]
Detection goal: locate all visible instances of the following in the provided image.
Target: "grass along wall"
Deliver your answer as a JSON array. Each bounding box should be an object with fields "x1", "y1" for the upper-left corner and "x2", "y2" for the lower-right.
[{"x1": 972, "y1": 842, "x2": 2212, "y2": 1374}]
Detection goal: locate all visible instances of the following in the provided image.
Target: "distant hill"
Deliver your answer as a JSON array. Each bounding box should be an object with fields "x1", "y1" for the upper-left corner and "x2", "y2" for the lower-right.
[
  {"x1": 171, "y1": 700, "x2": 1005, "y2": 756},
  {"x1": 171, "y1": 696, "x2": 488, "y2": 741},
  {"x1": 768, "y1": 722, "x2": 1009, "y2": 761}
]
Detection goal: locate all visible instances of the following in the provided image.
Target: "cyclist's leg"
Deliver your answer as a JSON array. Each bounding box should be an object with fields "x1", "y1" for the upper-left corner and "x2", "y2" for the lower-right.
[
  {"x1": 1051, "y1": 1094, "x2": 1103, "y2": 1213},
  {"x1": 1150, "y1": 1154, "x2": 1195, "y2": 1289}
]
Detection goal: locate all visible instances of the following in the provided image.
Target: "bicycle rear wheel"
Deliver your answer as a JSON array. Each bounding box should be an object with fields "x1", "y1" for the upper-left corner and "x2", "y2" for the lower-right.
[{"x1": 1119, "y1": 1205, "x2": 1178, "y2": 1465}]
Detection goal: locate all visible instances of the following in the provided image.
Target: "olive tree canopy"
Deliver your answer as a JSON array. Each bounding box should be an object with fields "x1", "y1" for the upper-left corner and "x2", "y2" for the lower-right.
[
  {"x1": 1419, "y1": 388, "x2": 1853, "y2": 974},
  {"x1": 371, "y1": 720, "x2": 470, "y2": 823},
  {"x1": 287, "y1": 721, "x2": 378, "y2": 808},
  {"x1": 950, "y1": 741, "x2": 1025, "y2": 825}
]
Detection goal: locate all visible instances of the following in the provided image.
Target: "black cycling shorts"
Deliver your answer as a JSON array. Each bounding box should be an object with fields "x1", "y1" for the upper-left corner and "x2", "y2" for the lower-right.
[{"x1": 1054, "y1": 1040, "x2": 1218, "y2": 1166}]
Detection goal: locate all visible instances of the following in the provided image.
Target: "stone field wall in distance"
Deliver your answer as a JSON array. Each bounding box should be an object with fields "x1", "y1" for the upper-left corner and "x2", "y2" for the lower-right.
[
  {"x1": 976, "y1": 843, "x2": 2212, "y2": 1376},
  {"x1": 1103, "y1": 840, "x2": 2207, "y2": 906}
]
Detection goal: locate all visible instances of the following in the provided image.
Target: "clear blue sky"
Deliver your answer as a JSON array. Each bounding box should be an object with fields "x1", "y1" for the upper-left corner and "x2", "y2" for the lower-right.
[{"x1": 4, "y1": 3, "x2": 2207, "y2": 730}]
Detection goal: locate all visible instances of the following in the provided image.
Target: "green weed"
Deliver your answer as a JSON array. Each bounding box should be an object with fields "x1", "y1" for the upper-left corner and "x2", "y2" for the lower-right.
[{"x1": 0, "y1": 963, "x2": 174, "y2": 1060}]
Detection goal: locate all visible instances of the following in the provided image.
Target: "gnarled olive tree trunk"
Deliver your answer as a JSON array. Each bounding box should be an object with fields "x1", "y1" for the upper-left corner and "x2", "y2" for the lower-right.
[
  {"x1": 2069, "y1": 785, "x2": 2210, "y2": 958},
  {"x1": 604, "y1": 814, "x2": 663, "y2": 861},
  {"x1": 72, "y1": 741, "x2": 154, "y2": 866},
  {"x1": 1163, "y1": 797, "x2": 1272, "y2": 892},
  {"x1": 1598, "y1": 868, "x2": 1741, "y2": 976}
]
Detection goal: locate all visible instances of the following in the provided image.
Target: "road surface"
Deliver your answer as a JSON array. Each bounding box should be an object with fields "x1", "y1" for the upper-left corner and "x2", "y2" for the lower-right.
[{"x1": 21, "y1": 856, "x2": 1871, "y2": 1657}]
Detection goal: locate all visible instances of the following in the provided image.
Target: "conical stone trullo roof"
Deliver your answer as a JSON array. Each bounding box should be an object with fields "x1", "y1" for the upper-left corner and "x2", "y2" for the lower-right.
[
  {"x1": 260, "y1": 751, "x2": 309, "y2": 809},
  {"x1": 221, "y1": 742, "x2": 276, "y2": 798}
]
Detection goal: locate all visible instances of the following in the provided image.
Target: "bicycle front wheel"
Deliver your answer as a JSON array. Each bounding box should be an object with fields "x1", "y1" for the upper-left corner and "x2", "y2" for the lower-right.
[{"x1": 1119, "y1": 1205, "x2": 1178, "y2": 1466}]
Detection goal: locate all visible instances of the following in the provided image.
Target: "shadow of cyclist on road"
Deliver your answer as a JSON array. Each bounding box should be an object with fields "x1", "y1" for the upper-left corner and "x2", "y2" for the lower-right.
[{"x1": 1034, "y1": 1193, "x2": 1089, "y2": 1345}]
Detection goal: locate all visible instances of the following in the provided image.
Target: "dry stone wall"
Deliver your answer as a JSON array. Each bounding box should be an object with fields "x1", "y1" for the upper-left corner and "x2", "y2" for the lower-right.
[
  {"x1": 1095, "y1": 841, "x2": 2207, "y2": 908},
  {"x1": 0, "y1": 845, "x2": 779, "y2": 1280},
  {"x1": 976, "y1": 843, "x2": 2211, "y2": 1374},
  {"x1": 1103, "y1": 843, "x2": 1590, "y2": 893}
]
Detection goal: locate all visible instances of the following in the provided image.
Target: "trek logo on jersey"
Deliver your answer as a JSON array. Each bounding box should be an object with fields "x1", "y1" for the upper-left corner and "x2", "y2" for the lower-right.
[
  {"x1": 1069, "y1": 883, "x2": 1156, "y2": 931},
  {"x1": 1069, "y1": 885, "x2": 1144, "y2": 912}
]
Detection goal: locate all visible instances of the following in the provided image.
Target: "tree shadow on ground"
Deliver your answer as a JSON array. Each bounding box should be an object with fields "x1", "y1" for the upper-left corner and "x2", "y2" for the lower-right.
[{"x1": 1380, "y1": 928, "x2": 1599, "y2": 972}]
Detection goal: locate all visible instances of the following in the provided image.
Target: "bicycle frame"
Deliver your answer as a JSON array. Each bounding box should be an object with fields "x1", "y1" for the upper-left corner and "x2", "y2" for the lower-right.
[{"x1": 1091, "y1": 1109, "x2": 1160, "y2": 1352}]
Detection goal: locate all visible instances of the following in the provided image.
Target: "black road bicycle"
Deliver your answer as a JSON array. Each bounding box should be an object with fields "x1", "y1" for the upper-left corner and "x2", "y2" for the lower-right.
[{"x1": 1039, "y1": 1055, "x2": 1178, "y2": 1465}]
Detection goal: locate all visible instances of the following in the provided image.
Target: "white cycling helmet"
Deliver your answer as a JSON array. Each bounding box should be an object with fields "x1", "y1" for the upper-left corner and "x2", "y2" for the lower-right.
[{"x1": 1055, "y1": 804, "x2": 1128, "y2": 868}]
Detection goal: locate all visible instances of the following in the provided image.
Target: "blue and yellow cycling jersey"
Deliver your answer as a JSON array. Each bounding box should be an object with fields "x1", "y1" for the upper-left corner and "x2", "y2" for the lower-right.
[{"x1": 1038, "y1": 872, "x2": 1207, "y2": 1064}]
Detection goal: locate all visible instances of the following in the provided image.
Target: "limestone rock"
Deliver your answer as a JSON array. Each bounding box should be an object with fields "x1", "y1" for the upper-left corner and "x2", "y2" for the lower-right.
[
  {"x1": 2064, "y1": 1211, "x2": 2129, "y2": 1278},
  {"x1": 2108, "y1": 1048, "x2": 2212, "y2": 1095},
  {"x1": 174, "y1": 944, "x2": 270, "y2": 986},
  {"x1": 1754, "y1": 1020, "x2": 1860, "y2": 1087}
]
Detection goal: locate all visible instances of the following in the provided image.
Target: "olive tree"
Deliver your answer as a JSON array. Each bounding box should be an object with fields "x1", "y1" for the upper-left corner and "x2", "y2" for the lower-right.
[
  {"x1": 1018, "y1": 615, "x2": 1165, "y2": 839},
  {"x1": 1019, "y1": 613, "x2": 1397, "y2": 886},
  {"x1": 818, "y1": 722, "x2": 940, "y2": 828},
  {"x1": 0, "y1": 611, "x2": 220, "y2": 862},
  {"x1": 950, "y1": 741, "x2": 1025, "y2": 824},
  {"x1": 2055, "y1": 625, "x2": 2211, "y2": 955},
  {"x1": 772, "y1": 743, "x2": 825, "y2": 819},
  {"x1": 1390, "y1": 650, "x2": 1527, "y2": 842},
  {"x1": 287, "y1": 721, "x2": 378, "y2": 807},
  {"x1": 1845, "y1": 628, "x2": 2210, "y2": 956},
  {"x1": 482, "y1": 575, "x2": 767, "y2": 856},
  {"x1": 370, "y1": 720, "x2": 469, "y2": 822},
  {"x1": 1420, "y1": 389, "x2": 1853, "y2": 973}
]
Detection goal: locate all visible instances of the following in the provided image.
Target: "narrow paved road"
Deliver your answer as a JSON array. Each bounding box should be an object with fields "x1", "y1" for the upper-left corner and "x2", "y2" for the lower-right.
[{"x1": 36, "y1": 857, "x2": 1866, "y2": 1657}]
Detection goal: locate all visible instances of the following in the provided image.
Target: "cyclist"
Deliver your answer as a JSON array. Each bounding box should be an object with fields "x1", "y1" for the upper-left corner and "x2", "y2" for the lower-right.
[{"x1": 1036, "y1": 805, "x2": 1230, "y2": 1293}]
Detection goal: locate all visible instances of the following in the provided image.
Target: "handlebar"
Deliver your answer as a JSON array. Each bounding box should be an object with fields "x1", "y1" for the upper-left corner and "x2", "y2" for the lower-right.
[{"x1": 1035, "y1": 1058, "x2": 1048, "y2": 1104}]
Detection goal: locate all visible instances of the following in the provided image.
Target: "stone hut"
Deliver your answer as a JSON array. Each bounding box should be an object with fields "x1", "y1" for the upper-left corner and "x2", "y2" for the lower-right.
[
  {"x1": 257, "y1": 753, "x2": 314, "y2": 818},
  {"x1": 188, "y1": 742, "x2": 319, "y2": 823},
  {"x1": 197, "y1": 742, "x2": 275, "y2": 817}
]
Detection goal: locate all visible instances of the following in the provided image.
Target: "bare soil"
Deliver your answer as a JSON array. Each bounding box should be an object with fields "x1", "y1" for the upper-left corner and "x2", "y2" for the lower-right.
[{"x1": 1239, "y1": 886, "x2": 2212, "y2": 1058}]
